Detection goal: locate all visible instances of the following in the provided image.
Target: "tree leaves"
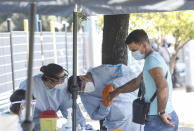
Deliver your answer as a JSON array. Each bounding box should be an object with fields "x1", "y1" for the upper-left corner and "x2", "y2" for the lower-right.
[{"x1": 129, "y1": 10, "x2": 194, "y2": 44}]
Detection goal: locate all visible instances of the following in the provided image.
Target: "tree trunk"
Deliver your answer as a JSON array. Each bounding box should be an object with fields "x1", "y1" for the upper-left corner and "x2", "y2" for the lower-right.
[
  {"x1": 102, "y1": 14, "x2": 129, "y2": 65},
  {"x1": 101, "y1": 14, "x2": 129, "y2": 130},
  {"x1": 170, "y1": 52, "x2": 178, "y2": 75},
  {"x1": 169, "y1": 40, "x2": 190, "y2": 75}
]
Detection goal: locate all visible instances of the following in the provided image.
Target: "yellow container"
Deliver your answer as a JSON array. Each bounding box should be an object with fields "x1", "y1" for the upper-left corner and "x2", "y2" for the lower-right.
[
  {"x1": 112, "y1": 129, "x2": 122, "y2": 131},
  {"x1": 39, "y1": 110, "x2": 57, "y2": 131},
  {"x1": 39, "y1": 118, "x2": 57, "y2": 131}
]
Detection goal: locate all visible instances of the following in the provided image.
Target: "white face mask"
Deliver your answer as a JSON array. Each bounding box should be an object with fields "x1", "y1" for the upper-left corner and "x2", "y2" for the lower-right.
[
  {"x1": 84, "y1": 82, "x2": 95, "y2": 93},
  {"x1": 20, "y1": 108, "x2": 26, "y2": 122},
  {"x1": 55, "y1": 82, "x2": 66, "y2": 89},
  {"x1": 132, "y1": 50, "x2": 145, "y2": 60},
  {"x1": 19, "y1": 100, "x2": 36, "y2": 122}
]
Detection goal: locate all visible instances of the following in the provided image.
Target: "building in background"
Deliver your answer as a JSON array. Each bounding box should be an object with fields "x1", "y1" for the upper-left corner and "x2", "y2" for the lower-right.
[{"x1": 181, "y1": 40, "x2": 194, "y2": 92}]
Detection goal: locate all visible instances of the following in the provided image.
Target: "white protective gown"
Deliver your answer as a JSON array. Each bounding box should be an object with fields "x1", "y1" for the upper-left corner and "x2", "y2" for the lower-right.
[
  {"x1": 19, "y1": 74, "x2": 85, "y2": 131},
  {"x1": 80, "y1": 64, "x2": 143, "y2": 131}
]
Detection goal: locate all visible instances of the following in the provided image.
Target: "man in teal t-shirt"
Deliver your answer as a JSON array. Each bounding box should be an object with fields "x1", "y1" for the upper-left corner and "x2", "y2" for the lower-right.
[
  {"x1": 143, "y1": 51, "x2": 174, "y2": 115},
  {"x1": 108, "y1": 29, "x2": 179, "y2": 131}
]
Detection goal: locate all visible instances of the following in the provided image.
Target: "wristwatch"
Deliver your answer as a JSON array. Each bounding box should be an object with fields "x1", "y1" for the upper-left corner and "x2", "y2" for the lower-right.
[{"x1": 158, "y1": 111, "x2": 165, "y2": 116}]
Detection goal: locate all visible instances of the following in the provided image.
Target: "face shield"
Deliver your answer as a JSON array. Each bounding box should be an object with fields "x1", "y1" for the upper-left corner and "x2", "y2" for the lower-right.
[
  {"x1": 79, "y1": 78, "x2": 95, "y2": 93},
  {"x1": 68, "y1": 76, "x2": 95, "y2": 94},
  {"x1": 11, "y1": 100, "x2": 36, "y2": 122}
]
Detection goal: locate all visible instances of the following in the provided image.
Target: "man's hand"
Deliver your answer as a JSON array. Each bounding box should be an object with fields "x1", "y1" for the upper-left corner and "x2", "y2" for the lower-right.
[
  {"x1": 160, "y1": 113, "x2": 175, "y2": 127},
  {"x1": 107, "y1": 89, "x2": 120, "y2": 104}
]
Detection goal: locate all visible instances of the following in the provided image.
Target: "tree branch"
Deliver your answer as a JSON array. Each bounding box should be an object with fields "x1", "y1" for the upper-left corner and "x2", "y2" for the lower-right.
[{"x1": 177, "y1": 39, "x2": 190, "y2": 51}]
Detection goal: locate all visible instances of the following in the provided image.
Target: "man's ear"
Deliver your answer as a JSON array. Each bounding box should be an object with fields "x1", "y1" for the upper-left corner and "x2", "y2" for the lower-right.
[{"x1": 142, "y1": 42, "x2": 147, "y2": 48}]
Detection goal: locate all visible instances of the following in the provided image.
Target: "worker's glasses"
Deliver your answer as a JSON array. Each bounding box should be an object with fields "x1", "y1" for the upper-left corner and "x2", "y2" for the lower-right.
[
  {"x1": 56, "y1": 69, "x2": 69, "y2": 83},
  {"x1": 58, "y1": 74, "x2": 67, "y2": 81}
]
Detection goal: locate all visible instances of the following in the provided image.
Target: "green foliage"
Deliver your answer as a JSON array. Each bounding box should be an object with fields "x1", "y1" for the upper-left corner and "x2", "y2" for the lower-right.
[
  {"x1": 129, "y1": 10, "x2": 194, "y2": 74},
  {"x1": 40, "y1": 15, "x2": 58, "y2": 31},
  {"x1": 172, "y1": 11, "x2": 194, "y2": 42},
  {"x1": 97, "y1": 15, "x2": 104, "y2": 30},
  {"x1": 97, "y1": 11, "x2": 194, "y2": 73},
  {"x1": 0, "y1": 13, "x2": 26, "y2": 32},
  {"x1": 13, "y1": 14, "x2": 29, "y2": 31},
  {"x1": 97, "y1": 11, "x2": 194, "y2": 44},
  {"x1": 77, "y1": 7, "x2": 88, "y2": 22},
  {"x1": 129, "y1": 10, "x2": 194, "y2": 44},
  {"x1": 0, "y1": 13, "x2": 83, "y2": 32}
]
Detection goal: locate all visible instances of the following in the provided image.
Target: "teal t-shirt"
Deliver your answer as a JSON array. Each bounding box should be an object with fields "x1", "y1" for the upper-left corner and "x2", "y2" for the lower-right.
[{"x1": 143, "y1": 51, "x2": 174, "y2": 115}]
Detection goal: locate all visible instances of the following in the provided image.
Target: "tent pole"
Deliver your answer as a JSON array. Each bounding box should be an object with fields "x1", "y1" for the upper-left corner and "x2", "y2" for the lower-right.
[
  {"x1": 38, "y1": 20, "x2": 44, "y2": 65},
  {"x1": 64, "y1": 23, "x2": 69, "y2": 70},
  {"x1": 22, "y1": 2, "x2": 36, "y2": 131},
  {"x1": 72, "y1": 4, "x2": 78, "y2": 131},
  {"x1": 7, "y1": 19, "x2": 15, "y2": 92}
]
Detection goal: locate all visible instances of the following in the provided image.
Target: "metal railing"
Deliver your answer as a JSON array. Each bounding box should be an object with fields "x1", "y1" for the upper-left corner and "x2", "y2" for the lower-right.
[{"x1": 0, "y1": 31, "x2": 89, "y2": 112}]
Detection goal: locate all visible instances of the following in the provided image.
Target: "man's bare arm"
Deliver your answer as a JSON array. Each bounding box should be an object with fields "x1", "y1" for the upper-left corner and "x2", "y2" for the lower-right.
[
  {"x1": 116, "y1": 73, "x2": 142, "y2": 93},
  {"x1": 149, "y1": 67, "x2": 168, "y2": 113},
  {"x1": 149, "y1": 67, "x2": 174, "y2": 127},
  {"x1": 107, "y1": 73, "x2": 142, "y2": 102}
]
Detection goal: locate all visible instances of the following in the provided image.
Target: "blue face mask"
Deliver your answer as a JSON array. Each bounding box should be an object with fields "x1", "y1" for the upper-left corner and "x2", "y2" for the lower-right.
[{"x1": 132, "y1": 50, "x2": 145, "y2": 60}]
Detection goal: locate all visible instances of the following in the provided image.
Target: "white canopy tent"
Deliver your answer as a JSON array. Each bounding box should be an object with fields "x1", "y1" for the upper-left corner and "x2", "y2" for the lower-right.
[{"x1": 0, "y1": 0, "x2": 194, "y2": 16}]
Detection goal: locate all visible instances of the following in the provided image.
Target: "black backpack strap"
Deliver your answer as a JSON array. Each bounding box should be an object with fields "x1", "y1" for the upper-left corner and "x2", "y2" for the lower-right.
[
  {"x1": 138, "y1": 75, "x2": 145, "y2": 98},
  {"x1": 149, "y1": 71, "x2": 168, "y2": 103},
  {"x1": 137, "y1": 88, "x2": 141, "y2": 97},
  {"x1": 150, "y1": 92, "x2": 157, "y2": 103}
]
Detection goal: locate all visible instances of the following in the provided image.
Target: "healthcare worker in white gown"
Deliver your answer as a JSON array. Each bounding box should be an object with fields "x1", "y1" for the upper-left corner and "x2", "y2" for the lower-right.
[
  {"x1": 76, "y1": 64, "x2": 143, "y2": 131},
  {"x1": 19, "y1": 63, "x2": 85, "y2": 131}
]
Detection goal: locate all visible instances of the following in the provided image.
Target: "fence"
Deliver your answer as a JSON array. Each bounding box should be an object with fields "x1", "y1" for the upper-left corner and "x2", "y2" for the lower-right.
[{"x1": 0, "y1": 31, "x2": 90, "y2": 112}]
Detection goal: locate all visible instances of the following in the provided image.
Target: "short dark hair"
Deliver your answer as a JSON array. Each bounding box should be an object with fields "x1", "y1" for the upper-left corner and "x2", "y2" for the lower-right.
[
  {"x1": 10, "y1": 89, "x2": 26, "y2": 115},
  {"x1": 125, "y1": 29, "x2": 150, "y2": 45}
]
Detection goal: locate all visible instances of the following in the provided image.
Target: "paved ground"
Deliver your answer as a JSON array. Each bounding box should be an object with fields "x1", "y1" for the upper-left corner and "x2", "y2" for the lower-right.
[
  {"x1": 173, "y1": 87, "x2": 194, "y2": 131},
  {"x1": 86, "y1": 87, "x2": 194, "y2": 131},
  {"x1": 179, "y1": 127, "x2": 194, "y2": 131},
  {"x1": 1, "y1": 87, "x2": 193, "y2": 131}
]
